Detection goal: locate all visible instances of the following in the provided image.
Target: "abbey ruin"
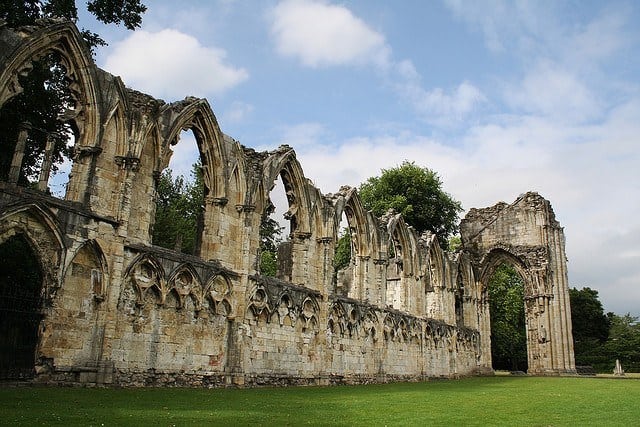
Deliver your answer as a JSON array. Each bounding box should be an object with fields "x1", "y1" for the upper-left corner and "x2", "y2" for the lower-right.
[{"x1": 0, "y1": 20, "x2": 575, "y2": 386}]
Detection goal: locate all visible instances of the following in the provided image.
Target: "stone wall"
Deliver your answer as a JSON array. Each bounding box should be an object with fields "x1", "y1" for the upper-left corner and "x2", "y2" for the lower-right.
[{"x1": 0, "y1": 20, "x2": 573, "y2": 386}]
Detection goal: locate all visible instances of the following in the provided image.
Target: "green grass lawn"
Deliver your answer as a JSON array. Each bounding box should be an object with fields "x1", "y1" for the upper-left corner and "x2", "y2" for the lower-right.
[{"x1": 1, "y1": 376, "x2": 638, "y2": 426}]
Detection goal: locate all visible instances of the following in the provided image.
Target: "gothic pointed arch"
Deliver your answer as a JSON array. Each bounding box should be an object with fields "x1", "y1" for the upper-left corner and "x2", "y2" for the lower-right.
[
  {"x1": 125, "y1": 122, "x2": 161, "y2": 241},
  {"x1": 425, "y1": 233, "x2": 445, "y2": 291},
  {"x1": 262, "y1": 147, "x2": 312, "y2": 236},
  {"x1": 204, "y1": 274, "x2": 233, "y2": 316},
  {"x1": 167, "y1": 264, "x2": 203, "y2": 309},
  {"x1": 64, "y1": 239, "x2": 109, "y2": 301},
  {"x1": 247, "y1": 282, "x2": 271, "y2": 321},
  {"x1": 335, "y1": 186, "x2": 379, "y2": 257},
  {"x1": 478, "y1": 248, "x2": 532, "y2": 295},
  {"x1": 452, "y1": 252, "x2": 475, "y2": 328},
  {"x1": 0, "y1": 203, "x2": 65, "y2": 302},
  {"x1": 0, "y1": 232, "x2": 46, "y2": 379},
  {"x1": 227, "y1": 158, "x2": 245, "y2": 207},
  {"x1": 0, "y1": 20, "x2": 100, "y2": 159},
  {"x1": 455, "y1": 252, "x2": 475, "y2": 294},
  {"x1": 328, "y1": 301, "x2": 347, "y2": 336},
  {"x1": 103, "y1": 90, "x2": 128, "y2": 158},
  {"x1": 160, "y1": 98, "x2": 228, "y2": 200},
  {"x1": 386, "y1": 213, "x2": 415, "y2": 278},
  {"x1": 460, "y1": 192, "x2": 575, "y2": 374},
  {"x1": 124, "y1": 254, "x2": 166, "y2": 306}
]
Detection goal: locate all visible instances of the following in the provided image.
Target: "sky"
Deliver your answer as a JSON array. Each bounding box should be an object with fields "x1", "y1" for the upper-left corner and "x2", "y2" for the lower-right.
[{"x1": 77, "y1": 0, "x2": 639, "y2": 317}]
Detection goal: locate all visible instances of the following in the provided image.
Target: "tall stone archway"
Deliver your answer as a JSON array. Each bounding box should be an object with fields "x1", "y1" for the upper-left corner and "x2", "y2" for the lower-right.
[{"x1": 460, "y1": 192, "x2": 575, "y2": 374}]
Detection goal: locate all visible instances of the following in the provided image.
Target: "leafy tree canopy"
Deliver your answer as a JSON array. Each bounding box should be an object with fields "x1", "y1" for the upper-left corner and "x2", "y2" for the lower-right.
[
  {"x1": 358, "y1": 161, "x2": 462, "y2": 249},
  {"x1": 1, "y1": 0, "x2": 147, "y2": 51},
  {"x1": 0, "y1": 53, "x2": 73, "y2": 186},
  {"x1": 489, "y1": 264, "x2": 527, "y2": 371},
  {"x1": 152, "y1": 165, "x2": 204, "y2": 256},
  {"x1": 604, "y1": 313, "x2": 640, "y2": 373},
  {"x1": 0, "y1": 1, "x2": 147, "y2": 190},
  {"x1": 333, "y1": 228, "x2": 352, "y2": 273},
  {"x1": 568, "y1": 287, "x2": 611, "y2": 369},
  {"x1": 567, "y1": 287, "x2": 640, "y2": 373},
  {"x1": 570, "y1": 287, "x2": 610, "y2": 344},
  {"x1": 260, "y1": 215, "x2": 284, "y2": 254},
  {"x1": 259, "y1": 213, "x2": 284, "y2": 277}
]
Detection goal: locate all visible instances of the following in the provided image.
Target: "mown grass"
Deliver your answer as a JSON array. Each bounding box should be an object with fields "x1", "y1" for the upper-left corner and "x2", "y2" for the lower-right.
[{"x1": 1, "y1": 376, "x2": 639, "y2": 426}]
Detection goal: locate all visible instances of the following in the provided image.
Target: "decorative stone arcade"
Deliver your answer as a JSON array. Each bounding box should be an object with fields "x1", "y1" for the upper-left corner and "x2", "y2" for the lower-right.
[
  {"x1": 0, "y1": 19, "x2": 574, "y2": 385},
  {"x1": 460, "y1": 193, "x2": 576, "y2": 374}
]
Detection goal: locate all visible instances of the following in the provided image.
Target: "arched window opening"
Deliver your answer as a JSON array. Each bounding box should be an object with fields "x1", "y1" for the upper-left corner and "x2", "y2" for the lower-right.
[
  {"x1": 488, "y1": 263, "x2": 527, "y2": 372},
  {"x1": 0, "y1": 52, "x2": 76, "y2": 198},
  {"x1": 0, "y1": 235, "x2": 44, "y2": 379},
  {"x1": 387, "y1": 235, "x2": 403, "y2": 278},
  {"x1": 260, "y1": 175, "x2": 285, "y2": 277},
  {"x1": 152, "y1": 129, "x2": 205, "y2": 255},
  {"x1": 333, "y1": 210, "x2": 353, "y2": 295},
  {"x1": 455, "y1": 273, "x2": 465, "y2": 327},
  {"x1": 385, "y1": 229, "x2": 405, "y2": 309}
]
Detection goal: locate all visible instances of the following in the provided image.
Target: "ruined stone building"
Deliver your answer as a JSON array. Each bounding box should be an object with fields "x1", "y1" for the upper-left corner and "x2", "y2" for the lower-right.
[{"x1": 0, "y1": 20, "x2": 575, "y2": 386}]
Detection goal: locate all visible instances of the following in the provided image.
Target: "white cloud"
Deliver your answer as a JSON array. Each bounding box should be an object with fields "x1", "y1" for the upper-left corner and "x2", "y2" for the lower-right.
[
  {"x1": 392, "y1": 61, "x2": 486, "y2": 124},
  {"x1": 221, "y1": 101, "x2": 254, "y2": 124},
  {"x1": 413, "y1": 81, "x2": 486, "y2": 122},
  {"x1": 269, "y1": 2, "x2": 484, "y2": 124},
  {"x1": 443, "y1": 0, "x2": 559, "y2": 55},
  {"x1": 567, "y1": 8, "x2": 628, "y2": 64},
  {"x1": 269, "y1": 0, "x2": 389, "y2": 68},
  {"x1": 104, "y1": 29, "x2": 248, "y2": 100},
  {"x1": 279, "y1": 122, "x2": 325, "y2": 148},
  {"x1": 167, "y1": 130, "x2": 200, "y2": 180},
  {"x1": 503, "y1": 61, "x2": 600, "y2": 123},
  {"x1": 282, "y1": 92, "x2": 640, "y2": 315}
]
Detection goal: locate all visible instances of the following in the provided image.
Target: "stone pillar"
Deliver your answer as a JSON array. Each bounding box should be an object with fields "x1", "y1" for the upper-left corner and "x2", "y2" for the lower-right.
[
  {"x1": 37, "y1": 136, "x2": 56, "y2": 191},
  {"x1": 316, "y1": 237, "x2": 334, "y2": 297},
  {"x1": 8, "y1": 127, "x2": 28, "y2": 183},
  {"x1": 373, "y1": 257, "x2": 387, "y2": 307},
  {"x1": 546, "y1": 225, "x2": 576, "y2": 373},
  {"x1": 291, "y1": 231, "x2": 312, "y2": 287},
  {"x1": 114, "y1": 155, "x2": 140, "y2": 235},
  {"x1": 478, "y1": 290, "x2": 493, "y2": 370}
]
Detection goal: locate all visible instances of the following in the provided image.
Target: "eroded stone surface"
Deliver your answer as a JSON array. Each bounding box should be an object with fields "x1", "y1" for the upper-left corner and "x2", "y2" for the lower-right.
[{"x1": 0, "y1": 20, "x2": 574, "y2": 386}]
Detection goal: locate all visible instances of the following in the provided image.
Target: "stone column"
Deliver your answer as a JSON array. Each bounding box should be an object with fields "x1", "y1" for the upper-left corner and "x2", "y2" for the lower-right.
[
  {"x1": 316, "y1": 236, "x2": 334, "y2": 296},
  {"x1": 291, "y1": 231, "x2": 312, "y2": 287},
  {"x1": 114, "y1": 155, "x2": 140, "y2": 235},
  {"x1": 37, "y1": 136, "x2": 56, "y2": 191},
  {"x1": 373, "y1": 257, "x2": 387, "y2": 307},
  {"x1": 8, "y1": 127, "x2": 28, "y2": 183}
]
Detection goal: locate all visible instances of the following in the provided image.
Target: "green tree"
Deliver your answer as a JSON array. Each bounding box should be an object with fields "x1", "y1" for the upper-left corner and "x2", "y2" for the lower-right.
[
  {"x1": 0, "y1": 1, "x2": 146, "y2": 188},
  {"x1": 1, "y1": 0, "x2": 147, "y2": 51},
  {"x1": 570, "y1": 287, "x2": 610, "y2": 343},
  {"x1": 489, "y1": 264, "x2": 527, "y2": 371},
  {"x1": 448, "y1": 235, "x2": 462, "y2": 251},
  {"x1": 602, "y1": 313, "x2": 640, "y2": 373},
  {"x1": 333, "y1": 228, "x2": 352, "y2": 273},
  {"x1": 152, "y1": 165, "x2": 204, "y2": 256},
  {"x1": 569, "y1": 287, "x2": 611, "y2": 368},
  {"x1": 0, "y1": 53, "x2": 74, "y2": 186},
  {"x1": 259, "y1": 250, "x2": 278, "y2": 277},
  {"x1": 259, "y1": 215, "x2": 283, "y2": 277},
  {"x1": 358, "y1": 161, "x2": 462, "y2": 249}
]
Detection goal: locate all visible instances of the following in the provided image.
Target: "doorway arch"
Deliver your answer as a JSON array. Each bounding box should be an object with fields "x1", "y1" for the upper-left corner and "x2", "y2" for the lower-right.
[
  {"x1": 460, "y1": 192, "x2": 575, "y2": 374},
  {"x1": 482, "y1": 254, "x2": 528, "y2": 371},
  {"x1": 0, "y1": 235, "x2": 44, "y2": 379}
]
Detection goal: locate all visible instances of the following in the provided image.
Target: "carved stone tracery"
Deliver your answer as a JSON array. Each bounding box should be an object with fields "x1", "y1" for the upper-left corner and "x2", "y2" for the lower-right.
[{"x1": 0, "y1": 20, "x2": 575, "y2": 385}]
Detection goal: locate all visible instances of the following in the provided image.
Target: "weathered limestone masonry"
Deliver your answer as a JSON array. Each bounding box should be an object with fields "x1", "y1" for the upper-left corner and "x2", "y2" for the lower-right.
[
  {"x1": 0, "y1": 20, "x2": 575, "y2": 386},
  {"x1": 459, "y1": 194, "x2": 576, "y2": 374}
]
